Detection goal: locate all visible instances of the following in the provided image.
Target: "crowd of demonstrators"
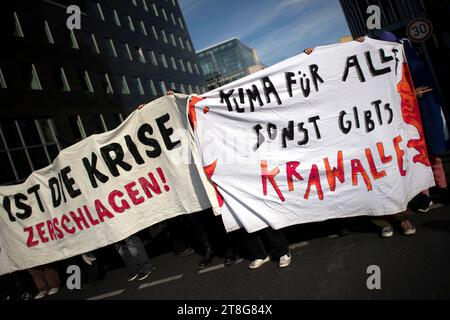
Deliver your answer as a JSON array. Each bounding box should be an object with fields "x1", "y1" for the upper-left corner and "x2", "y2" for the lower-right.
[{"x1": 1, "y1": 34, "x2": 449, "y2": 300}]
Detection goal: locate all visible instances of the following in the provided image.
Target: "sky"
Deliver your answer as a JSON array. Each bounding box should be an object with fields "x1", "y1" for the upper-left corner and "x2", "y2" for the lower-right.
[{"x1": 178, "y1": 0, "x2": 351, "y2": 67}]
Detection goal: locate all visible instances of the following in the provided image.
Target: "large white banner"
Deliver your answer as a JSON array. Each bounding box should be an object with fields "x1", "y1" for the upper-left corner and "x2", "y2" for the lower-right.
[
  {"x1": 0, "y1": 96, "x2": 216, "y2": 275},
  {"x1": 192, "y1": 38, "x2": 435, "y2": 233}
]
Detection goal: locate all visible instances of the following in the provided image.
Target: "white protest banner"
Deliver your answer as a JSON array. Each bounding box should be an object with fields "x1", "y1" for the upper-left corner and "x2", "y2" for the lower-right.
[
  {"x1": 0, "y1": 96, "x2": 216, "y2": 275},
  {"x1": 191, "y1": 38, "x2": 435, "y2": 233}
]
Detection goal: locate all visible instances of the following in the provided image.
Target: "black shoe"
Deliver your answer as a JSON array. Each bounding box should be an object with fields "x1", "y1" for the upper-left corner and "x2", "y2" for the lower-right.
[
  {"x1": 137, "y1": 271, "x2": 152, "y2": 281},
  {"x1": 224, "y1": 254, "x2": 238, "y2": 267},
  {"x1": 412, "y1": 194, "x2": 433, "y2": 213},
  {"x1": 339, "y1": 228, "x2": 350, "y2": 237},
  {"x1": 198, "y1": 251, "x2": 216, "y2": 270},
  {"x1": 176, "y1": 247, "x2": 195, "y2": 258},
  {"x1": 128, "y1": 273, "x2": 139, "y2": 282}
]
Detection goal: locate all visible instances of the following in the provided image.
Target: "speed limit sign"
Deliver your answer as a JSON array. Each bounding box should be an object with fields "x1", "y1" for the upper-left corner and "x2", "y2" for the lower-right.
[{"x1": 406, "y1": 18, "x2": 433, "y2": 43}]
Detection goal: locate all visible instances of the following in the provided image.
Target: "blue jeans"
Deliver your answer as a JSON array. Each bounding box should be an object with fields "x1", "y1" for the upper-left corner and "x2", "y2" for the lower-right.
[{"x1": 115, "y1": 235, "x2": 154, "y2": 274}]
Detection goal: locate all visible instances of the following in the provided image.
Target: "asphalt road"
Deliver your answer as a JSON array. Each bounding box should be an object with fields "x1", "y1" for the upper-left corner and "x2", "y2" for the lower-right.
[{"x1": 46, "y1": 204, "x2": 450, "y2": 300}]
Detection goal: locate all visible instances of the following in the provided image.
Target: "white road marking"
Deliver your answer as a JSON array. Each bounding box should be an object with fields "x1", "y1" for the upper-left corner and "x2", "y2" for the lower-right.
[
  {"x1": 289, "y1": 241, "x2": 309, "y2": 250},
  {"x1": 138, "y1": 274, "x2": 183, "y2": 289},
  {"x1": 198, "y1": 259, "x2": 243, "y2": 274},
  {"x1": 87, "y1": 289, "x2": 125, "y2": 300}
]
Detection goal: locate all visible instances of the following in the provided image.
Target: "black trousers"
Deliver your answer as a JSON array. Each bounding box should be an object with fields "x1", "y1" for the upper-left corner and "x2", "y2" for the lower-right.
[{"x1": 245, "y1": 227, "x2": 289, "y2": 260}]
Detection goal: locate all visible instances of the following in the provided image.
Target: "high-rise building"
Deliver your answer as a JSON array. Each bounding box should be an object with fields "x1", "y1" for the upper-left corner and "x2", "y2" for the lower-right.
[
  {"x1": 339, "y1": 0, "x2": 449, "y2": 123},
  {"x1": 0, "y1": 0, "x2": 204, "y2": 185},
  {"x1": 197, "y1": 38, "x2": 265, "y2": 91}
]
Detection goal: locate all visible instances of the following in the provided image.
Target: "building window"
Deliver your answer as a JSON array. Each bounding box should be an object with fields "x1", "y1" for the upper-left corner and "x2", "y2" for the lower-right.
[
  {"x1": 179, "y1": 83, "x2": 185, "y2": 94},
  {"x1": 186, "y1": 61, "x2": 193, "y2": 74},
  {"x1": 105, "y1": 38, "x2": 118, "y2": 57},
  {"x1": 149, "y1": 50, "x2": 158, "y2": 66},
  {"x1": 147, "y1": 79, "x2": 158, "y2": 96},
  {"x1": 0, "y1": 67, "x2": 7, "y2": 88},
  {"x1": 160, "y1": 54, "x2": 168, "y2": 68},
  {"x1": 69, "y1": 30, "x2": 79, "y2": 49},
  {"x1": 185, "y1": 40, "x2": 192, "y2": 52},
  {"x1": 161, "y1": 30, "x2": 168, "y2": 43},
  {"x1": 171, "y1": 0, "x2": 176, "y2": 6},
  {"x1": 178, "y1": 59, "x2": 186, "y2": 72},
  {"x1": 195, "y1": 85, "x2": 201, "y2": 94},
  {"x1": 170, "y1": 33, "x2": 177, "y2": 46},
  {"x1": 136, "y1": 47, "x2": 146, "y2": 63},
  {"x1": 151, "y1": 26, "x2": 159, "y2": 40},
  {"x1": 90, "y1": 33, "x2": 100, "y2": 54},
  {"x1": 162, "y1": 8, "x2": 168, "y2": 21},
  {"x1": 178, "y1": 17, "x2": 184, "y2": 29},
  {"x1": 194, "y1": 63, "x2": 200, "y2": 75},
  {"x1": 142, "y1": 0, "x2": 149, "y2": 11},
  {"x1": 170, "y1": 56, "x2": 177, "y2": 70},
  {"x1": 159, "y1": 80, "x2": 167, "y2": 94},
  {"x1": 52, "y1": 67, "x2": 71, "y2": 92},
  {"x1": 0, "y1": 119, "x2": 60, "y2": 184},
  {"x1": 187, "y1": 84, "x2": 193, "y2": 94},
  {"x1": 132, "y1": 78, "x2": 145, "y2": 95},
  {"x1": 139, "y1": 21, "x2": 148, "y2": 36},
  {"x1": 124, "y1": 43, "x2": 133, "y2": 60},
  {"x1": 125, "y1": 15, "x2": 135, "y2": 31},
  {"x1": 44, "y1": 21, "x2": 55, "y2": 44},
  {"x1": 113, "y1": 9, "x2": 121, "y2": 26},
  {"x1": 131, "y1": 0, "x2": 137, "y2": 6},
  {"x1": 29, "y1": 64, "x2": 43, "y2": 90},
  {"x1": 152, "y1": 3, "x2": 159, "y2": 17},
  {"x1": 96, "y1": 3, "x2": 105, "y2": 21},
  {"x1": 170, "y1": 13, "x2": 176, "y2": 26},
  {"x1": 169, "y1": 81, "x2": 176, "y2": 91},
  {"x1": 102, "y1": 73, "x2": 114, "y2": 94},
  {"x1": 178, "y1": 37, "x2": 185, "y2": 49},
  {"x1": 13, "y1": 12, "x2": 24, "y2": 37},
  {"x1": 80, "y1": 70, "x2": 94, "y2": 93},
  {"x1": 116, "y1": 75, "x2": 130, "y2": 95}
]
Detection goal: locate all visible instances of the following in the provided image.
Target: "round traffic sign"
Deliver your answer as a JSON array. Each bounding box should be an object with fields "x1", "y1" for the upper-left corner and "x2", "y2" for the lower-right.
[{"x1": 406, "y1": 18, "x2": 433, "y2": 43}]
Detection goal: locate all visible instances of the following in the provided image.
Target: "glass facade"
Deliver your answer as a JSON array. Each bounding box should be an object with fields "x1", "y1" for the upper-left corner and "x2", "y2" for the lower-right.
[{"x1": 197, "y1": 38, "x2": 263, "y2": 90}]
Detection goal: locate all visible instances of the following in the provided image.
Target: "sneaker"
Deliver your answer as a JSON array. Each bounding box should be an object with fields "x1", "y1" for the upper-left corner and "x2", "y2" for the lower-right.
[
  {"x1": 249, "y1": 256, "x2": 270, "y2": 269},
  {"x1": 224, "y1": 252, "x2": 238, "y2": 267},
  {"x1": 82, "y1": 253, "x2": 97, "y2": 265},
  {"x1": 175, "y1": 247, "x2": 195, "y2": 258},
  {"x1": 47, "y1": 287, "x2": 59, "y2": 296},
  {"x1": 279, "y1": 254, "x2": 292, "y2": 268},
  {"x1": 401, "y1": 219, "x2": 416, "y2": 236},
  {"x1": 34, "y1": 290, "x2": 48, "y2": 299},
  {"x1": 415, "y1": 194, "x2": 433, "y2": 213},
  {"x1": 128, "y1": 273, "x2": 139, "y2": 282},
  {"x1": 136, "y1": 271, "x2": 152, "y2": 281},
  {"x1": 380, "y1": 225, "x2": 393, "y2": 238}
]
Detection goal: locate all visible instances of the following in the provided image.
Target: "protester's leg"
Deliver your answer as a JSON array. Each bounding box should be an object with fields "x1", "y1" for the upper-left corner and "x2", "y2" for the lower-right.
[
  {"x1": 245, "y1": 231, "x2": 269, "y2": 260},
  {"x1": 167, "y1": 216, "x2": 193, "y2": 257},
  {"x1": 260, "y1": 227, "x2": 290, "y2": 260},
  {"x1": 28, "y1": 268, "x2": 48, "y2": 292},
  {"x1": 431, "y1": 156, "x2": 448, "y2": 189},
  {"x1": 43, "y1": 266, "x2": 60, "y2": 289},
  {"x1": 371, "y1": 218, "x2": 394, "y2": 237},
  {"x1": 188, "y1": 211, "x2": 216, "y2": 269},
  {"x1": 115, "y1": 240, "x2": 141, "y2": 275},
  {"x1": 123, "y1": 235, "x2": 154, "y2": 273},
  {"x1": 388, "y1": 209, "x2": 416, "y2": 236}
]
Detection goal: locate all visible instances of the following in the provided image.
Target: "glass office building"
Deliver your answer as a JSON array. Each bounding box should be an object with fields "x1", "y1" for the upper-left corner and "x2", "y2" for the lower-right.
[
  {"x1": 197, "y1": 38, "x2": 265, "y2": 90},
  {"x1": 0, "y1": 0, "x2": 205, "y2": 185}
]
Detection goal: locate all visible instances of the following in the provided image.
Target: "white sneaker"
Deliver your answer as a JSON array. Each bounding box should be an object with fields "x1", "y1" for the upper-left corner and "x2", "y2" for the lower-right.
[
  {"x1": 249, "y1": 256, "x2": 270, "y2": 269},
  {"x1": 82, "y1": 253, "x2": 97, "y2": 266},
  {"x1": 279, "y1": 254, "x2": 292, "y2": 268},
  {"x1": 34, "y1": 290, "x2": 48, "y2": 299},
  {"x1": 47, "y1": 287, "x2": 60, "y2": 296}
]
